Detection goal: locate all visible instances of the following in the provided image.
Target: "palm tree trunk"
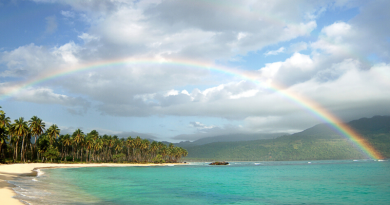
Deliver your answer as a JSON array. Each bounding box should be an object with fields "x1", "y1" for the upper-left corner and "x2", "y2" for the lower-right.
[
  {"x1": 20, "y1": 136, "x2": 25, "y2": 162},
  {"x1": 73, "y1": 145, "x2": 75, "y2": 162},
  {"x1": 15, "y1": 141, "x2": 18, "y2": 162},
  {"x1": 61, "y1": 144, "x2": 64, "y2": 161},
  {"x1": 31, "y1": 144, "x2": 33, "y2": 161},
  {"x1": 34, "y1": 136, "x2": 38, "y2": 161}
]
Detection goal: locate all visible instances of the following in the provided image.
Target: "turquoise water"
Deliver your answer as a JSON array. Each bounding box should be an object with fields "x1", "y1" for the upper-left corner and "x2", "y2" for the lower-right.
[{"x1": 11, "y1": 160, "x2": 390, "y2": 204}]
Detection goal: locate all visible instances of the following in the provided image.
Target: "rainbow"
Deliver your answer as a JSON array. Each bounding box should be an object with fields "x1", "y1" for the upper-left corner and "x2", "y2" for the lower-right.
[{"x1": 0, "y1": 57, "x2": 384, "y2": 159}]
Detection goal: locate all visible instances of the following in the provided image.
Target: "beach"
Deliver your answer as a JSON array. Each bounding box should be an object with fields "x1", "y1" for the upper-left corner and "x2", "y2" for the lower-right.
[{"x1": 0, "y1": 163, "x2": 185, "y2": 204}]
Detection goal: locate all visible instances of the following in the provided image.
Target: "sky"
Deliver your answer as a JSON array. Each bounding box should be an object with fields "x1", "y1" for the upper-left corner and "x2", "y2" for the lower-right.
[{"x1": 0, "y1": 0, "x2": 389, "y2": 142}]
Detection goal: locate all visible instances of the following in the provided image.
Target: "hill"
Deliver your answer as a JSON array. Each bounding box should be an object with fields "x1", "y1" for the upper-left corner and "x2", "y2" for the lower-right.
[
  {"x1": 183, "y1": 116, "x2": 390, "y2": 161},
  {"x1": 174, "y1": 133, "x2": 286, "y2": 148}
]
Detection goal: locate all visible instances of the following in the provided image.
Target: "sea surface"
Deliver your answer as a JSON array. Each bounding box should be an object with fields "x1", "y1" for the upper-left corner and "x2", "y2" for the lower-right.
[{"x1": 9, "y1": 160, "x2": 390, "y2": 205}]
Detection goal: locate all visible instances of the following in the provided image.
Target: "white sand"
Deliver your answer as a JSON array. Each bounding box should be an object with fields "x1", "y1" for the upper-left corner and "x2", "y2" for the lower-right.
[{"x1": 0, "y1": 163, "x2": 185, "y2": 204}]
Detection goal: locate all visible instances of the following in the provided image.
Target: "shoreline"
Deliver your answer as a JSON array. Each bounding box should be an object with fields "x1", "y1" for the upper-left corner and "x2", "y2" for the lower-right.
[{"x1": 0, "y1": 162, "x2": 186, "y2": 205}]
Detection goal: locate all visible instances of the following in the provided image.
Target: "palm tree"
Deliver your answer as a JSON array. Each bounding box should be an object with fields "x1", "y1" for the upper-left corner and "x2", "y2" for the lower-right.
[
  {"x1": 28, "y1": 116, "x2": 45, "y2": 160},
  {"x1": 126, "y1": 136, "x2": 134, "y2": 161},
  {"x1": 84, "y1": 136, "x2": 94, "y2": 162},
  {"x1": 107, "y1": 135, "x2": 114, "y2": 161},
  {"x1": 94, "y1": 138, "x2": 103, "y2": 161},
  {"x1": 7, "y1": 124, "x2": 18, "y2": 161},
  {"x1": 0, "y1": 114, "x2": 11, "y2": 128},
  {"x1": 89, "y1": 130, "x2": 99, "y2": 140},
  {"x1": 134, "y1": 136, "x2": 142, "y2": 161},
  {"x1": 62, "y1": 134, "x2": 72, "y2": 161},
  {"x1": 13, "y1": 117, "x2": 29, "y2": 162},
  {"x1": 150, "y1": 141, "x2": 158, "y2": 160},
  {"x1": 0, "y1": 114, "x2": 11, "y2": 157},
  {"x1": 72, "y1": 129, "x2": 84, "y2": 161},
  {"x1": 47, "y1": 124, "x2": 60, "y2": 145},
  {"x1": 140, "y1": 139, "x2": 150, "y2": 162}
]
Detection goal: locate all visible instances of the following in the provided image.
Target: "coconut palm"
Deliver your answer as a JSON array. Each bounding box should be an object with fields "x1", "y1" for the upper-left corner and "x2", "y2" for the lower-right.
[
  {"x1": 150, "y1": 141, "x2": 158, "y2": 160},
  {"x1": 0, "y1": 114, "x2": 11, "y2": 129},
  {"x1": 140, "y1": 139, "x2": 150, "y2": 162},
  {"x1": 72, "y1": 129, "x2": 84, "y2": 161},
  {"x1": 84, "y1": 136, "x2": 94, "y2": 162},
  {"x1": 28, "y1": 116, "x2": 45, "y2": 145},
  {"x1": 126, "y1": 136, "x2": 134, "y2": 161},
  {"x1": 13, "y1": 117, "x2": 29, "y2": 162},
  {"x1": 47, "y1": 124, "x2": 60, "y2": 145},
  {"x1": 106, "y1": 135, "x2": 115, "y2": 161},
  {"x1": 0, "y1": 128, "x2": 8, "y2": 158},
  {"x1": 62, "y1": 134, "x2": 72, "y2": 161},
  {"x1": 94, "y1": 138, "x2": 104, "y2": 161},
  {"x1": 0, "y1": 114, "x2": 11, "y2": 157},
  {"x1": 28, "y1": 116, "x2": 45, "y2": 160},
  {"x1": 89, "y1": 130, "x2": 99, "y2": 140}
]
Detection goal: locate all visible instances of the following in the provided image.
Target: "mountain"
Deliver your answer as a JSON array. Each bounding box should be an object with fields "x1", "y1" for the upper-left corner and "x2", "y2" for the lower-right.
[
  {"x1": 174, "y1": 133, "x2": 286, "y2": 148},
  {"x1": 182, "y1": 116, "x2": 390, "y2": 161}
]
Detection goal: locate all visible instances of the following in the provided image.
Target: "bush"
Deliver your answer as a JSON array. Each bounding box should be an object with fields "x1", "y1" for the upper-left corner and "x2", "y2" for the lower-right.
[
  {"x1": 153, "y1": 154, "x2": 165, "y2": 163},
  {"x1": 112, "y1": 153, "x2": 126, "y2": 162},
  {"x1": 43, "y1": 146, "x2": 60, "y2": 162}
]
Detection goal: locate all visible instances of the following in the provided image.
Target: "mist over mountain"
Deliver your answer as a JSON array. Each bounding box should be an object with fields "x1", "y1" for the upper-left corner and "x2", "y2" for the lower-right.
[
  {"x1": 174, "y1": 133, "x2": 287, "y2": 148},
  {"x1": 180, "y1": 116, "x2": 390, "y2": 161},
  {"x1": 291, "y1": 115, "x2": 390, "y2": 138}
]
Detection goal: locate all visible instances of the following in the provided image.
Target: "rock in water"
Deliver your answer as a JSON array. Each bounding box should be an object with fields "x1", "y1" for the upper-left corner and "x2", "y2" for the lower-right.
[{"x1": 209, "y1": 161, "x2": 229, "y2": 165}]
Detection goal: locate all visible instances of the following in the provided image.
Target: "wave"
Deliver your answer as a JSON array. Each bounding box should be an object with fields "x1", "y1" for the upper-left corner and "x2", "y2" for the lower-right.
[{"x1": 34, "y1": 169, "x2": 45, "y2": 177}]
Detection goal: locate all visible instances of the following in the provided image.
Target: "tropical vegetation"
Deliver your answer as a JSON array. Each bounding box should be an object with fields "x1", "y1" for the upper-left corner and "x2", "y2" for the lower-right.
[
  {"x1": 0, "y1": 107, "x2": 187, "y2": 163},
  {"x1": 186, "y1": 129, "x2": 390, "y2": 161}
]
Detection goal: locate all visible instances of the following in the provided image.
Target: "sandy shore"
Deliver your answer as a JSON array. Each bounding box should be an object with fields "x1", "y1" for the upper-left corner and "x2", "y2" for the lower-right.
[{"x1": 0, "y1": 163, "x2": 185, "y2": 204}]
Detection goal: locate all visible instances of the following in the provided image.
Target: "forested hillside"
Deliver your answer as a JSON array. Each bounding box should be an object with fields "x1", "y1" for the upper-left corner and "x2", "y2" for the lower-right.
[{"x1": 184, "y1": 116, "x2": 390, "y2": 161}]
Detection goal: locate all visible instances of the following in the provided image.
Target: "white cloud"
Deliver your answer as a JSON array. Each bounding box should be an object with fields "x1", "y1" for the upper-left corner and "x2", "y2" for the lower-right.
[
  {"x1": 0, "y1": 43, "x2": 81, "y2": 78},
  {"x1": 11, "y1": 87, "x2": 90, "y2": 112},
  {"x1": 61, "y1": 10, "x2": 75, "y2": 18},
  {"x1": 258, "y1": 52, "x2": 314, "y2": 85},
  {"x1": 322, "y1": 22, "x2": 352, "y2": 39},
  {"x1": 2, "y1": 0, "x2": 390, "y2": 140},
  {"x1": 78, "y1": 33, "x2": 100, "y2": 43},
  {"x1": 189, "y1": 121, "x2": 215, "y2": 130},
  {"x1": 164, "y1": 89, "x2": 179, "y2": 97},
  {"x1": 264, "y1": 47, "x2": 285, "y2": 56}
]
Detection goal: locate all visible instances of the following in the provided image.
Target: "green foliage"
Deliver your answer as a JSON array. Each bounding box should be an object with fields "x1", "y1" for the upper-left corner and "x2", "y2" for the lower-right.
[
  {"x1": 112, "y1": 153, "x2": 126, "y2": 162},
  {"x1": 43, "y1": 146, "x2": 60, "y2": 161},
  {"x1": 37, "y1": 135, "x2": 50, "y2": 152},
  {"x1": 184, "y1": 135, "x2": 382, "y2": 161},
  {"x1": 152, "y1": 154, "x2": 165, "y2": 163},
  {"x1": 184, "y1": 117, "x2": 390, "y2": 161},
  {"x1": 65, "y1": 156, "x2": 73, "y2": 161}
]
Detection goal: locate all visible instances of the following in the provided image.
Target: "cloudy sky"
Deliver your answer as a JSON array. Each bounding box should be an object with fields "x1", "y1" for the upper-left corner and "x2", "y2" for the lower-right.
[{"x1": 1, "y1": 0, "x2": 389, "y2": 142}]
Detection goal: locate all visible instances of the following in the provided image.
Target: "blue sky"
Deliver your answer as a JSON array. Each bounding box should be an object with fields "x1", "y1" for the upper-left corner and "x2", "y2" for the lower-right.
[{"x1": 1, "y1": 0, "x2": 390, "y2": 142}]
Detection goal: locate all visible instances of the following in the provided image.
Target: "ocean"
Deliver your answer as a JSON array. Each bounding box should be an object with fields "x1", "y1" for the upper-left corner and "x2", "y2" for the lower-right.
[{"x1": 9, "y1": 160, "x2": 390, "y2": 204}]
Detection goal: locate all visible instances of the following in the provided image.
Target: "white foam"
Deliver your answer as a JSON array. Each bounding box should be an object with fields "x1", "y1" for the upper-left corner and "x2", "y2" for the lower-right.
[
  {"x1": 32, "y1": 178, "x2": 38, "y2": 181},
  {"x1": 35, "y1": 169, "x2": 45, "y2": 177},
  {"x1": 308, "y1": 162, "x2": 311, "y2": 164},
  {"x1": 254, "y1": 163, "x2": 261, "y2": 165}
]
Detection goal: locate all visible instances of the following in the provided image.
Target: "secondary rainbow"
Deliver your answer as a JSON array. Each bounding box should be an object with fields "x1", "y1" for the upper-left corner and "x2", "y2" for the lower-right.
[{"x1": 0, "y1": 57, "x2": 383, "y2": 159}]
